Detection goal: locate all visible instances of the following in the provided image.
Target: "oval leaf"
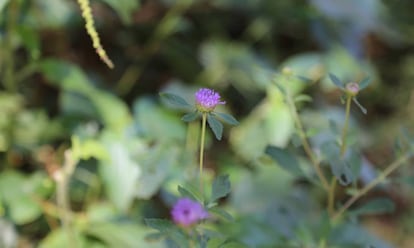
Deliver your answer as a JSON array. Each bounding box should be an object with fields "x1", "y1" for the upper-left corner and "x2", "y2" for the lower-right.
[
  {"x1": 349, "y1": 198, "x2": 395, "y2": 216},
  {"x1": 208, "y1": 207, "x2": 234, "y2": 222},
  {"x1": 329, "y1": 73, "x2": 344, "y2": 89},
  {"x1": 210, "y1": 175, "x2": 231, "y2": 203},
  {"x1": 329, "y1": 160, "x2": 353, "y2": 186},
  {"x1": 177, "y1": 185, "x2": 199, "y2": 201},
  {"x1": 181, "y1": 111, "x2": 200, "y2": 122},
  {"x1": 160, "y1": 93, "x2": 192, "y2": 109},
  {"x1": 207, "y1": 114, "x2": 223, "y2": 140},
  {"x1": 214, "y1": 112, "x2": 239, "y2": 125},
  {"x1": 265, "y1": 145, "x2": 303, "y2": 177},
  {"x1": 359, "y1": 77, "x2": 371, "y2": 90}
]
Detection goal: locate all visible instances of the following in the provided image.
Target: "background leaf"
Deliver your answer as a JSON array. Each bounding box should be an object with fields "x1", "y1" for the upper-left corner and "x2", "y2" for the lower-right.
[
  {"x1": 181, "y1": 111, "x2": 200, "y2": 122},
  {"x1": 329, "y1": 73, "x2": 345, "y2": 89},
  {"x1": 265, "y1": 145, "x2": 303, "y2": 177},
  {"x1": 159, "y1": 93, "x2": 192, "y2": 109},
  {"x1": 214, "y1": 112, "x2": 239, "y2": 125},
  {"x1": 211, "y1": 175, "x2": 231, "y2": 203},
  {"x1": 359, "y1": 77, "x2": 371, "y2": 90},
  {"x1": 349, "y1": 198, "x2": 395, "y2": 217}
]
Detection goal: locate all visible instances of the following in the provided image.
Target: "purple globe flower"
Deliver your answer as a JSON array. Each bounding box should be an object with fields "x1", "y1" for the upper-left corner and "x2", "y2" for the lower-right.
[
  {"x1": 171, "y1": 198, "x2": 209, "y2": 227},
  {"x1": 195, "y1": 88, "x2": 225, "y2": 112}
]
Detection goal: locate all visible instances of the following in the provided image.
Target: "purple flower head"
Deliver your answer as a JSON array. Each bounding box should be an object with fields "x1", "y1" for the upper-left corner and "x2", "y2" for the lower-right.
[
  {"x1": 195, "y1": 88, "x2": 225, "y2": 112},
  {"x1": 171, "y1": 198, "x2": 209, "y2": 227}
]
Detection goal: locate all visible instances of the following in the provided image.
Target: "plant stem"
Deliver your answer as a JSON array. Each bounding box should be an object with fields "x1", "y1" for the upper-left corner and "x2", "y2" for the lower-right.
[
  {"x1": 199, "y1": 113, "x2": 207, "y2": 198},
  {"x1": 56, "y1": 150, "x2": 78, "y2": 248},
  {"x1": 327, "y1": 177, "x2": 337, "y2": 215},
  {"x1": 287, "y1": 94, "x2": 329, "y2": 190},
  {"x1": 340, "y1": 96, "x2": 352, "y2": 157},
  {"x1": 332, "y1": 151, "x2": 413, "y2": 221},
  {"x1": 328, "y1": 96, "x2": 352, "y2": 215}
]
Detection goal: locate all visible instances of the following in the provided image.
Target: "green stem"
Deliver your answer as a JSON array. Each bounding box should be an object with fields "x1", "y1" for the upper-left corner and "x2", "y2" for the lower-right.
[
  {"x1": 328, "y1": 96, "x2": 352, "y2": 215},
  {"x1": 199, "y1": 113, "x2": 207, "y2": 198},
  {"x1": 287, "y1": 94, "x2": 329, "y2": 190},
  {"x1": 56, "y1": 150, "x2": 78, "y2": 248},
  {"x1": 340, "y1": 96, "x2": 352, "y2": 157},
  {"x1": 333, "y1": 151, "x2": 413, "y2": 221},
  {"x1": 327, "y1": 178, "x2": 337, "y2": 215}
]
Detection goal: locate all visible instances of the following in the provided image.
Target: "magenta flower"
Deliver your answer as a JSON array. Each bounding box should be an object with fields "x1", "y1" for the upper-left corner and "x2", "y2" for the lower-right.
[
  {"x1": 171, "y1": 198, "x2": 209, "y2": 227},
  {"x1": 195, "y1": 88, "x2": 225, "y2": 112}
]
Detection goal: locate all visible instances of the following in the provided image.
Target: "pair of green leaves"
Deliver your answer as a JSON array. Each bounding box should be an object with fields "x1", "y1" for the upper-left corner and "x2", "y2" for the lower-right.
[
  {"x1": 160, "y1": 92, "x2": 239, "y2": 140},
  {"x1": 177, "y1": 174, "x2": 232, "y2": 208},
  {"x1": 328, "y1": 73, "x2": 371, "y2": 114}
]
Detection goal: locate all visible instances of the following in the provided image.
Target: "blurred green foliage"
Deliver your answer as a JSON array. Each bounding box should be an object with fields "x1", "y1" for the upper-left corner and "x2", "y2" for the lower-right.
[{"x1": 0, "y1": 0, "x2": 414, "y2": 247}]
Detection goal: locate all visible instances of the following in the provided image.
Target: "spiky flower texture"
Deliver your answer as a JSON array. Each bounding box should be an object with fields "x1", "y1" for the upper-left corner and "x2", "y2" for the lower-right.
[
  {"x1": 195, "y1": 88, "x2": 225, "y2": 113},
  {"x1": 171, "y1": 198, "x2": 209, "y2": 227}
]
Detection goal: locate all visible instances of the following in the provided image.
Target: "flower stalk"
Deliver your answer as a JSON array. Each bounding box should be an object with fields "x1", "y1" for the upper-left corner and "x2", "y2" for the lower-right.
[
  {"x1": 55, "y1": 150, "x2": 78, "y2": 248},
  {"x1": 286, "y1": 93, "x2": 330, "y2": 190},
  {"x1": 328, "y1": 94, "x2": 353, "y2": 215},
  {"x1": 199, "y1": 113, "x2": 207, "y2": 197}
]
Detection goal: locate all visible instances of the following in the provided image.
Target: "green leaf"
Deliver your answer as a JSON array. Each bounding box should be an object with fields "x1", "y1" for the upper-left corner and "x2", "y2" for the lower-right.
[
  {"x1": 229, "y1": 90, "x2": 293, "y2": 161},
  {"x1": 85, "y1": 222, "x2": 163, "y2": 248},
  {"x1": 135, "y1": 143, "x2": 180, "y2": 199},
  {"x1": 39, "y1": 228, "x2": 87, "y2": 248},
  {"x1": 39, "y1": 59, "x2": 131, "y2": 132},
  {"x1": 329, "y1": 160, "x2": 353, "y2": 186},
  {"x1": 273, "y1": 82, "x2": 286, "y2": 95},
  {"x1": 159, "y1": 93, "x2": 192, "y2": 109},
  {"x1": 0, "y1": 0, "x2": 10, "y2": 12},
  {"x1": 210, "y1": 175, "x2": 231, "y2": 203},
  {"x1": 71, "y1": 136, "x2": 109, "y2": 161},
  {"x1": 144, "y1": 219, "x2": 187, "y2": 247},
  {"x1": 349, "y1": 198, "x2": 395, "y2": 216},
  {"x1": 144, "y1": 219, "x2": 175, "y2": 233},
  {"x1": 133, "y1": 97, "x2": 186, "y2": 141},
  {"x1": 177, "y1": 185, "x2": 198, "y2": 201},
  {"x1": 181, "y1": 111, "x2": 200, "y2": 122},
  {"x1": 352, "y1": 97, "x2": 367, "y2": 114},
  {"x1": 0, "y1": 171, "x2": 53, "y2": 224},
  {"x1": 214, "y1": 112, "x2": 239, "y2": 125},
  {"x1": 99, "y1": 139, "x2": 141, "y2": 211},
  {"x1": 265, "y1": 145, "x2": 303, "y2": 177},
  {"x1": 207, "y1": 114, "x2": 223, "y2": 140},
  {"x1": 294, "y1": 94, "x2": 313, "y2": 103},
  {"x1": 208, "y1": 207, "x2": 234, "y2": 222},
  {"x1": 359, "y1": 77, "x2": 371, "y2": 90},
  {"x1": 329, "y1": 73, "x2": 344, "y2": 89},
  {"x1": 17, "y1": 25, "x2": 40, "y2": 60}
]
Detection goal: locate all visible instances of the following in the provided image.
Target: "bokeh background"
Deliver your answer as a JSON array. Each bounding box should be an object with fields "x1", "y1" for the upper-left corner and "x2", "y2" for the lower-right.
[{"x1": 1, "y1": 0, "x2": 414, "y2": 247}]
